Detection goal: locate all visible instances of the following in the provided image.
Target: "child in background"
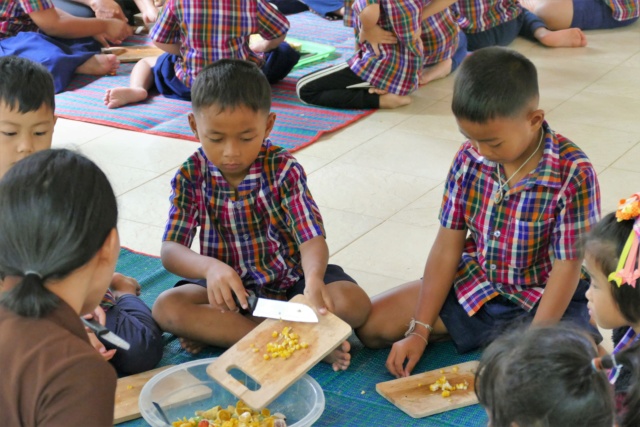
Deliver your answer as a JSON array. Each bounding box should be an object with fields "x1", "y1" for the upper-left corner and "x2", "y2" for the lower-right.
[
  {"x1": 0, "y1": 0, "x2": 131, "y2": 93},
  {"x1": 0, "y1": 149, "x2": 120, "y2": 425},
  {"x1": 524, "y1": 0, "x2": 638, "y2": 31},
  {"x1": 476, "y1": 324, "x2": 617, "y2": 427},
  {"x1": 104, "y1": 0, "x2": 299, "y2": 108},
  {"x1": 152, "y1": 60, "x2": 371, "y2": 371},
  {"x1": 584, "y1": 193, "x2": 640, "y2": 421},
  {"x1": 52, "y1": 0, "x2": 159, "y2": 26},
  {"x1": 356, "y1": 47, "x2": 601, "y2": 377},
  {"x1": 0, "y1": 56, "x2": 163, "y2": 376},
  {"x1": 451, "y1": 0, "x2": 587, "y2": 51}
]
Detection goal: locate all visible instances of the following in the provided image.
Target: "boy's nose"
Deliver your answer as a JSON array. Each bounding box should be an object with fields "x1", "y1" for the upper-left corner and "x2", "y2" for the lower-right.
[{"x1": 17, "y1": 138, "x2": 35, "y2": 154}]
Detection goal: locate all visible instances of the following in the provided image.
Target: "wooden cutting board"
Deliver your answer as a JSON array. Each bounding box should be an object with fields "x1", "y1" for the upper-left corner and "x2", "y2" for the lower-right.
[
  {"x1": 114, "y1": 364, "x2": 212, "y2": 424},
  {"x1": 207, "y1": 294, "x2": 352, "y2": 410},
  {"x1": 376, "y1": 361, "x2": 479, "y2": 418},
  {"x1": 102, "y1": 46, "x2": 164, "y2": 63}
]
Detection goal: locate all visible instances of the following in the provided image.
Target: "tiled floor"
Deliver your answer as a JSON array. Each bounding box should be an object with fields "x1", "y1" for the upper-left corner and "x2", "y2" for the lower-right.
[{"x1": 52, "y1": 24, "x2": 640, "y2": 351}]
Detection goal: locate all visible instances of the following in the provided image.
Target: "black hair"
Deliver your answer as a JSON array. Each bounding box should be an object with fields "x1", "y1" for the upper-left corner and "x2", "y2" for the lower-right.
[
  {"x1": 584, "y1": 212, "x2": 640, "y2": 323},
  {"x1": 452, "y1": 47, "x2": 539, "y2": 123},
  {"x1": 191, "y1": 59, "x2": 271, "y2": 114},
  {"x1": 0, "y1": 56, "x2": 55, "y2": 114},
  {"x1": 476, "y1": 323, "x2": 614, "y2": 427},
  {"x1": 599, "y1": 343, "x2": 640, "y2": 427},
  {"x1": 0, "y1": 149, "x2": 117, "y2": 318}
]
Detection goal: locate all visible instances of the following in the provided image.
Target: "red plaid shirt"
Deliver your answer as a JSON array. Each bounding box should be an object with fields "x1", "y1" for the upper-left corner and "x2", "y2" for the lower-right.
[
  {"x1": 0, "y1": 0, "x2": 52, "y2": 39},
  {"x1": 150, "y1": 0, "x2": 290, "y2": 88},
  {"x1": 439, "y1": 122, "x2": 601, "y2": 315},
  {"x1": 451, "y1": 0, "x2": 522, "y2": 33}
]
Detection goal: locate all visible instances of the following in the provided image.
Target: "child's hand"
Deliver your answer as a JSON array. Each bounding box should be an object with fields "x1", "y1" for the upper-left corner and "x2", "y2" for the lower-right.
[
  {"x1": 205, "y1": 263, "x2": 247, "y2": 312},
  {"x1": 91, "y1": 0, "x2": 127, "y2": 22},
  {"x1": 303, "y1": 277, "x2": 334, "y2": 315},
  {"x1": 102, "y1": 18, "x2": 133, "y2": 45},
  {"x1": 386, "y1": 334, "x2": 428, "y2": 378},
  {"x1": 141, "y1": 8, "x2": 158, "y2": 25},
  {"x1": 359, "y1": 24, "x2": 397, "y2": 56}
]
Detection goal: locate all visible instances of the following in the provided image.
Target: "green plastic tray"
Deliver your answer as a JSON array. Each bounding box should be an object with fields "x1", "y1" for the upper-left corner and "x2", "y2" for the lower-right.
[{"x1": 287, "y1": 37, "x2": 337, "y2": 69}]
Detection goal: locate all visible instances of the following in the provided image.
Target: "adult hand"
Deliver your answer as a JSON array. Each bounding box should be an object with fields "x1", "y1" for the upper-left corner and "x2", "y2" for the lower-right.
[
  {"x1": 101, "y1": 18, "x2": 132, "y2": 45},
  {"x1": 205, "y1": 263, "x2": 247, "y2": 312},
  {"x1": 303, "y1": 277, "x2": 334, "y2": 315},
  {"x1": 91, "y1": 0, "x2": 127, "y2": 21},
  {"x1": 359, "y1": 24, "x2": 397, "y2": 56},
  {"x1": 83, "y1": 305, "x2": 117, "y2": 361},
  {"x1": 386, "y1": 334, "x2": 428, "y2": 378}
]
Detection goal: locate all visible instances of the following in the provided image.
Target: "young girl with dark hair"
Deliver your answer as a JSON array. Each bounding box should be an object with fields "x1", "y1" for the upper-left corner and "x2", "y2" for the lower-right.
[
  {"x1": 584, "y1": 192, "x2": 640, "y2": 424},
  {"x1": 0, "y1": 149, "x2": 120, "y2": 425}
]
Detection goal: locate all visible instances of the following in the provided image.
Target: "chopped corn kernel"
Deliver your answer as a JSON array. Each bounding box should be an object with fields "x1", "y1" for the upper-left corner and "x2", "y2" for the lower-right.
[
  {"x1": 452, "y1": 366, "x2": 459, "y2": 373},
  {"x1": 441, "y1": 390, "x2": 451, "y2": 397}
]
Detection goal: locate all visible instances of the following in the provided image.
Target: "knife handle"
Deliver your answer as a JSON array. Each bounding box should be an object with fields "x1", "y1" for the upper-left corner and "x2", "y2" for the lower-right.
[
  {"x1": 233, "y1": 290, "x2": 258, "y2": 315},
  {"x1": 81, "y1": 317, "x2": 109, "y2": 337}
]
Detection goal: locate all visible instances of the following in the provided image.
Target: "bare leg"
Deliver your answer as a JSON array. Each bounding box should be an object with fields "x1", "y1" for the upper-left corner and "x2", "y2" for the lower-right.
[
  {"x1": 104, "y1": 56, "x2": 158, "y2": 109},
  {"x1": 152, "y1": 284, "x2": 260, "y2": 353},
  {"x1": 534, "y1": 26, "x2": 586, "y2": 48},
  {"x1": 420, "y1": 58, "x2": 453, "y2": 86},
  {"x1": 378, "y1": 93, "x2": 412, "y2": 109},
  {"x1": 76, "y1": 54, "x2": 120, "y2": 76},
  {"x1": 530, "y1": 0, "x2": 574, "y2": 30},
  {"x1": 321, "y1": 280, "x2": 372, "y2": 371},
  {"x1": 356, "y1": 280, "x2": 447, "y2": 349}
]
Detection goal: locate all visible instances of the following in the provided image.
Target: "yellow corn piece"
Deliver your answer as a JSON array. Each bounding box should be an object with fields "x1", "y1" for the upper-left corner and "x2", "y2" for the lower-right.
[{"x1": 441, "y1": 390, "x2": 451, "y2": 398}]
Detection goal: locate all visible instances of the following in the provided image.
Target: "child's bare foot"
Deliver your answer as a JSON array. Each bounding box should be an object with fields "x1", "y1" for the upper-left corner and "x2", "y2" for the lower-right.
[
  {"x1": 536, "y1": 27, "x2": 587, "y2": 48},
  {"x1": 323, "y1": 341, "x2": 351, "y2": 371},
  {"x1": 368, "y1": 87, "x2": 388, "y2": 95},
  {"x1": 420, "y1": 58, "x2": 453, "y2": 85},
  {"x1": 76, "y1": 54, "x2": 120, "y2": 76},
  {"x1": 110, "y1": 273, "x2": 141, "y2": 298},
  {"x1": 104, "y1": 87, "x2": 148, "y2": 109},
  {"x1": 179, "y1": 337, "x2": 206, "y2": 354},
  {"x1": 379, "y1": 93, "x2": 412, "y2": 109}
]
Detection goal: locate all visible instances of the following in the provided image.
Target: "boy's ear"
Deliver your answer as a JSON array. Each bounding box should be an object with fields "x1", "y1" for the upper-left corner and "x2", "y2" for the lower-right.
[
  {"x1": 528, "y1": 109, "x2": 545, "y2": 129},
  {"x1": 263, "y1": 112, "x2": 276, "y2": 139},
  {"x1": 188, "y1": 112, "x2": 199, "y2": 138}
]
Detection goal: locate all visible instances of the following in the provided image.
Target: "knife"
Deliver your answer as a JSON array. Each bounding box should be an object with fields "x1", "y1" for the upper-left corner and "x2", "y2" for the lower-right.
[
  {"x1": 81, "y1": 317, "x2": 131, "y2": 350},
  {"x1": 233, "y1": 291, "x2": 318, "y2": 323}
]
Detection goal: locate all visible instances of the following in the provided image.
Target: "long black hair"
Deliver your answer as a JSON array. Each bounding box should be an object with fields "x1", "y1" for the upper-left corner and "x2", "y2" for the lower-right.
[
  {"x1": 0, "y1": 149, "x2": 117, "y2": 317},
  {"x1": 476, "y1": 323, "x2": 614, "y2": 427}
]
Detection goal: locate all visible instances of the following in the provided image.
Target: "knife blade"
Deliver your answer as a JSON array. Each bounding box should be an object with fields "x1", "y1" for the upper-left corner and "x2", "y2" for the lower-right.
[
  {"x1": 233, "y1": 291, "x2": 318, "y2": 323},
  {"x1": 81, "y1": 317, "x2": 131, "y2": 350}
]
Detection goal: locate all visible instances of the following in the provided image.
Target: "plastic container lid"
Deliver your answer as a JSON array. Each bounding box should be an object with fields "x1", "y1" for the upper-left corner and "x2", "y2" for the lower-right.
[{"x1": 139, "y1": 358, "x2": 325, "y2": 427}]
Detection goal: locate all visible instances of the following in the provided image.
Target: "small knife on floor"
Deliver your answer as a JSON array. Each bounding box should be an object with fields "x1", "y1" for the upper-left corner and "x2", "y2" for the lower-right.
[
  {"x1": 234, "y1": 292, "x2": 318, "y2": 323},
  {"x1": 81, "y1": 317, "x2": 131, "y2": 350}
]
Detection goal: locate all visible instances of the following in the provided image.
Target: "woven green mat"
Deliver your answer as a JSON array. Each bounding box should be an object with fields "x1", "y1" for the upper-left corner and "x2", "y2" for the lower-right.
[{"x1": 116, "y1": 247, "x2": 487, "y2": 426}]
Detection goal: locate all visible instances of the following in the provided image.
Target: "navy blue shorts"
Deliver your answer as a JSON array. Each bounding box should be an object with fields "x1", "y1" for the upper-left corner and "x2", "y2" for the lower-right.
[
  {"x1": 465, "y1": 10, "x2": 546, "y2": 51},
  {"x1": 450, "y1": 31, "x2": 468, "y2": 73},
  {"x1": 174, "y1": 264, "x2": 357, "y2": 300},
  {"x1": 152, "y1": 53, "x2": 192, "y2": 101},
  {"x1": 439, "y1": 279, "x2": 602, "y2": 353},
  {"x1": 571, "y1": 0, "x2": 639, "y2": 30}
]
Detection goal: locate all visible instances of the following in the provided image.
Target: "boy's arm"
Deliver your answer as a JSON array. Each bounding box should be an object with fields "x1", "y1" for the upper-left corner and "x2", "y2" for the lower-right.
[
  {"x1": 28, "y1": 7, "x2": 131, "y2": 43},
  {"x1": 532, "y1": 259, "x2": 582, "y2": 325},
  {"x1": 299, "y1": 235, "x2": 332, "y2": 315},
  {"x1": 358, "y1": 3, "x2": 397, "y2": 55},
  {"x1": 69, "y1": 0, "x2": 127, "y2": 21},
  {"x1": 255, "y1": 0, "x2": 289, "y2": 50},
  {"x1": 153, "y1": 40, "x2": 181, "y2": 55},
  {"x1": 386, "y1": 226, "x2": 466, "y2": 378},
  {"x1": 421, "y1": 0, "x2": 458, "y2": 20},
  {"x1": 161, "y1": 241, "x2": 247, "y2": 311},
  {"x1": 249, "y1": 35, "x2": 286, "y2": 53},
  {"x1": 132, "y1": 0, "x2": 158, "y2": 24}
]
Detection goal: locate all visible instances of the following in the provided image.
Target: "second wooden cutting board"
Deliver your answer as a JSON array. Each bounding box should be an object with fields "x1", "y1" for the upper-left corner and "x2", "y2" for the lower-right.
[
  {"x1": 207, "y1": 294, "x2": 351, "y2": 410},
  {"x1": 376, "y1": 361, "x2": 479, "y2": 418}
]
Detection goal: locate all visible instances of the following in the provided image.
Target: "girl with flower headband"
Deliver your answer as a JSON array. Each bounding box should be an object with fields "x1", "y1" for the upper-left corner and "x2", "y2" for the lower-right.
[{"x1": 585, "y1": 192, "x2": 640, "y2": 424}]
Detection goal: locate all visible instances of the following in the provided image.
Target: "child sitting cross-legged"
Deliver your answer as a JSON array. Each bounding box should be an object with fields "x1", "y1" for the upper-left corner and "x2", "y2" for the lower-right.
[
  {"x1": 104, "y1": 0, "x2": 300, "y2": 109},
  {"x1": 152, "y1": 59, "x2": 371, "y2": 371},
  {"x1": 356, "y1": 47, "x2": 602, "y2": 377}
]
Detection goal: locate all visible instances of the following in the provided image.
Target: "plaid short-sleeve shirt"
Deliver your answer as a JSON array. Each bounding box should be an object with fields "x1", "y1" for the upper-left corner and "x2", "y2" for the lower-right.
[
  {"x1": 163, "y1": 139, "x2": 325, "y2": 299},
  {"x1": 421, "y1": 8, "x2": 460, "y2": 66},
  {"x1": 605, "y1": 0, "x2": 639, "y2": 21},
  {"x1": 451, "y1": 0, "x2": 522, "y2": 33},
  {"x1": 150, "y1": 0, "x2": 290, "y2": 88},
  {"x1": 439, "y1": 122, "x2": 601, "y2": 316},
  {"x1": 347, "y1": 0, "x2": 424, "y2": 95},
  {"x1": 0, "y1": 0, "x2": 52, "y2": 39}
]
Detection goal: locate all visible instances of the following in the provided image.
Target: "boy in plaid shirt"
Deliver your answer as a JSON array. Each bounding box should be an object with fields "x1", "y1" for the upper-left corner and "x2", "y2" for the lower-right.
[
  {"x1": 104, "y1": 0, "x2": 299, "y2": 108},
  {"x1": 357, "y1": 47, "x2": 602, "y2": 377},
  {"x1": 152, "y1": 60, "x2": 371, "y2": 370},
  {"x1": 524, "y1": 0, "x2": 638, "y2": 31}
]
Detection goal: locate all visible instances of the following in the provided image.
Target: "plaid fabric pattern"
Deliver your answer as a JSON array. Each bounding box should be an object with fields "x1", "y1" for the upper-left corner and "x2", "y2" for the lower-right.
[
  {"x1": 163, "y1": 139, "x2": 325, "y2": 298},
  {"x1": 347, "y1": 0, "x2": 424, "y2": 95},
  {"x1": 439, "y1": 122, "x2": 601, "y2": 316},
  {"x1": 451, "y1": 0, "x2": 522, "y2": 33},
  {"x1": 150, "y1": 0, "x2": 289, "y2": 88},
  {"x1": 605, "y1": 0, "x2": 640, "y2": 21},
  {"x1": 609, "y1": 327, "x2": 640, "y2": 382},
  {"x1": 421, "y1": 8, "x2": 460, "y2": 66},
  {"x1": 343, "y1": 0, "x2": 355, "y2": 27},
  {"x1": 0, "y1": 0, "x2": 52, "y2": 39},
  {"x1": 100, "y1": 289, "x2": 116, "y2": 311}
]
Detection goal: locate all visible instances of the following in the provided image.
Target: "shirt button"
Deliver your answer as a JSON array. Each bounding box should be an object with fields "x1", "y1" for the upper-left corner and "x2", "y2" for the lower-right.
[
  {"x1": 490, "y1": 264, "x2": 497, "y2": 271},
  {"x1": 493, "y1": 231, "x2": 501, "y2": 238},
  {"x1": 243, "y1": 234, "x2": 250, "y2": 241},
  {"x1": 235, "y1": 203, "x2": 242, "y2": 209},
  {"x1": 495, "y1": 283, "x2": 503, "y2": 291}
]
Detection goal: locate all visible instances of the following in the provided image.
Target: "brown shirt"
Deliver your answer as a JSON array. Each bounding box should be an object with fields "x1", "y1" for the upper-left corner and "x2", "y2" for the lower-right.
[{"x1": 0, "y1": 300, "x2": 117, "y2": 426}]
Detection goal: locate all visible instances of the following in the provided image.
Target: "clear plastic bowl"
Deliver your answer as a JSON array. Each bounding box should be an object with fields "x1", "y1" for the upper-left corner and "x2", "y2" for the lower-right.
[{"x1": 139, "y1": 358, "x2": 325, "y2": 427}]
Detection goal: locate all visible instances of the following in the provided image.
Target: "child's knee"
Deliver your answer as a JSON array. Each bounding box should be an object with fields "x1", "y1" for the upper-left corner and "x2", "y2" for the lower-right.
[
  {"x1": 151, "y1": 290, "x2": 182, "y2": 330},
  {"x1": 329, "y1": 282, "x2": 372, "y2": 328}
]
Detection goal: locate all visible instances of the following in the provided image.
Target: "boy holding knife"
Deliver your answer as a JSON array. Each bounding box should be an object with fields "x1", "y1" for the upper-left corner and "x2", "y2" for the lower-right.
[{"x1": 153, "y1": 59, "x2": 371, "y2": 371}]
